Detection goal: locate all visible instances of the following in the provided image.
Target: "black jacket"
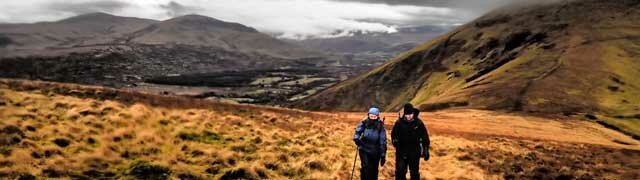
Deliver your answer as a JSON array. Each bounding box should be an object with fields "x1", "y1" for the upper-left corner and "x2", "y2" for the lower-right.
[{"x1": 391, "y1": 116, "x2": 430, "y2": 156}]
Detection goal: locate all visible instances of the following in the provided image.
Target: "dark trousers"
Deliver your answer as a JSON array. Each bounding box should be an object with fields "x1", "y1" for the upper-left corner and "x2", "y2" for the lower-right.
[
  {"x1": 359, "y1": 149, "x2": 380, "y2": 180},
  {"x1": 395, "y1": 153, "x2": 420, "y2": 180}
]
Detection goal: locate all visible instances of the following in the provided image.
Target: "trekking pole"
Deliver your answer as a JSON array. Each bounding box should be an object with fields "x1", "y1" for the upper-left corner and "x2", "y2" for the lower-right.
[{"x1": 350, "y1": 147, "x2": 358, "y2": 180}]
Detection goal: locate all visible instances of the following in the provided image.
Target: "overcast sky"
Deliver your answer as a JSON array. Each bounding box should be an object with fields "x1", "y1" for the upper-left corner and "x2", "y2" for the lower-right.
[{"x1": 0, "y1": 0, "x2": 518, "y2": 39}]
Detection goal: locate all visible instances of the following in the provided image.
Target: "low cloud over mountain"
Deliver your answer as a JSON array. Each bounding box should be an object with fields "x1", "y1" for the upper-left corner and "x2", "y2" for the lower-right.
[{"x1": 0, "y1": 0, "x2": 515, "y2": 39}]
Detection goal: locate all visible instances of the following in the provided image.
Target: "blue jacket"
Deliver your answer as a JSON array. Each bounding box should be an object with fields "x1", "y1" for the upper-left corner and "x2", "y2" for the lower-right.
[{"x1": 354, "y1": 118, "x2": 387, "y2": 157}]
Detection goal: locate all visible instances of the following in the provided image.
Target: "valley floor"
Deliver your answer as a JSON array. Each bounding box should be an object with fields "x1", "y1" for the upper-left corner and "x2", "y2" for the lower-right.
[{"x1": 0, "y1": 79, "x2": 638, "y2": 179}]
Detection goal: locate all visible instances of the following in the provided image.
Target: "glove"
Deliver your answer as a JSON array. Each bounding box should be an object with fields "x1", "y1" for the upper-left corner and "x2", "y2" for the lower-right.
[
  {"x1": 354, "y1": 139, "x2": 363, "y2": 147},
  {"x1": 380, "y1": 158, "x2": 386, "y2": 166},
  {"x1": 422, "y1": 148, "x2": 430, "y2": 161}
]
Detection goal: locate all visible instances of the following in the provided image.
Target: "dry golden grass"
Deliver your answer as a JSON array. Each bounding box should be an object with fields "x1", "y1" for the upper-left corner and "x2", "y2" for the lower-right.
[
  {"x1": 0, "y1": 79, "x2": 639, "y2": 179},
  {"x1": 0, "y1": 79, "x2": 346, "y2": 179}
]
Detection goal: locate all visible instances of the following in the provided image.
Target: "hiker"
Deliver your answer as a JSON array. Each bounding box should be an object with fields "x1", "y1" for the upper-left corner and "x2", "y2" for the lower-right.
[
  {"x1": 391, "y1": 103, "x2": 430, "y2": 180},
  {"x1": 353, "y1": 107, "x2": 387, "y2": 180}
]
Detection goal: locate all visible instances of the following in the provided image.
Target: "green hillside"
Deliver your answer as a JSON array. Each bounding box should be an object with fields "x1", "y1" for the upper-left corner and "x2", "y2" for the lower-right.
[{"x1": 294, "y1": 0, "x2": 640, "y2": 137}]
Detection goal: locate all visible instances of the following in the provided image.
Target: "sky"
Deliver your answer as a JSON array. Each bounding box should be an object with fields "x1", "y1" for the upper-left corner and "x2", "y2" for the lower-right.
[{"x1": 0, "y1": 0, "x2": 518, "y2": 39}]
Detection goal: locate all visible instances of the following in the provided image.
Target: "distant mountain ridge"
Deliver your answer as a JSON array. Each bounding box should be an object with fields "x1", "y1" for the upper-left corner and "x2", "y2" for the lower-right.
[
  {"x1": 289, "y1": 25, "x2": 450, "y2": 54},
  {"x1": 0, "y1": 12, "x2": 324, "y2": 59},
  {"x1": 0, "y1": 12, "x2": 156, "y2": 56}
]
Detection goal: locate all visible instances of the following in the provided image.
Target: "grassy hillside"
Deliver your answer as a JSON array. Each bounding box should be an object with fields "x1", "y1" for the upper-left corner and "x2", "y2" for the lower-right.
[
  {"x1": 0, "y1": 79, "x2": 638, "y2": 179},
  {"x1": 293, "y1": 0, "x2": 640, "y2": 137},
  {"x1": 0, "y1": 79, "x2": 351, "y2": 179}
]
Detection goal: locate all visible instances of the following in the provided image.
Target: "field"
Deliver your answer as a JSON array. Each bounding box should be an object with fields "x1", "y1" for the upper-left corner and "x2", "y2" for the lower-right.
[
  {"x1": 139, "y1": 69, "x2": 341, "y2": 105},
  {"x1": 0, "y1": 79, "x2": 638, "y2": 179}
]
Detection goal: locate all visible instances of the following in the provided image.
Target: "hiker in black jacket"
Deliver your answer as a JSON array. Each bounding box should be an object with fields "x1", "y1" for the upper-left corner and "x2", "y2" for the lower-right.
[{"x1": 391, "y1": 103, "x2": 430, "y2": 180}]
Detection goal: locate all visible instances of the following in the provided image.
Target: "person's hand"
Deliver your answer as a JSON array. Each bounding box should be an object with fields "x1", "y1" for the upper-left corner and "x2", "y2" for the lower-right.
[
  {"x1": 354, "y1": 139, "x2": 363, "y2": 147},
  {"x1": 422, "y1": 150, "x2": 430, "y2": 161},
  {"x1": 380, "y1": 158, "x2": 386, "y2": 166}
]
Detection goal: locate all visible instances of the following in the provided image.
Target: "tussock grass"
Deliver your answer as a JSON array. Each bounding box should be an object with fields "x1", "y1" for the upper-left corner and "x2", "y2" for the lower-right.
[
  {"x1": 0, "y1": 79, "x2": 349, "y2": 179},
  {"x1": 0, "y1": 79, "x2": 637, "y2": 179}
]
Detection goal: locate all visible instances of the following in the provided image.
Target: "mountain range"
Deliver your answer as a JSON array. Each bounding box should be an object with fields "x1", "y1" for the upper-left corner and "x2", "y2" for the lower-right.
[
  {"x1": 0, "y1": 13, "x2": 363, "y2": 102},
  {"x1": 0, "y1": 12, "x2": 324, "y2": 59}
]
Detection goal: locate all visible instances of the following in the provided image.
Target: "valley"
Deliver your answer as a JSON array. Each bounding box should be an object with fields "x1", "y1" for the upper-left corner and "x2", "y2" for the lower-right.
[{"x1": 0, "y1": 13, "x2": 383, "y2": 106}]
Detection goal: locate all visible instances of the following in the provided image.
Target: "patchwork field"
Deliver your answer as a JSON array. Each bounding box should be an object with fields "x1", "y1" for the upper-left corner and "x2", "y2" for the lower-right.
[{"x1": 0, "y1": 79, "x2": 638, "y2": 179}]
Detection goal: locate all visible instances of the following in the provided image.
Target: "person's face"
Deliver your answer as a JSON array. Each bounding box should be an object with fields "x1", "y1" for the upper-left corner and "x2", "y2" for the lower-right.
[
  {"x1": 369, "y1": 114, "x2": 378, "y2": 120},
  {"x1": 405, "y1": 113, "x2": 414, "y2": 120}
]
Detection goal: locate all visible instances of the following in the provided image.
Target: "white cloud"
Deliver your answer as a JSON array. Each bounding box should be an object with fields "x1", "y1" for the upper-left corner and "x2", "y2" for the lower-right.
[{"x1": 0, "y1": 0, "x2": 463, "y2": 39}]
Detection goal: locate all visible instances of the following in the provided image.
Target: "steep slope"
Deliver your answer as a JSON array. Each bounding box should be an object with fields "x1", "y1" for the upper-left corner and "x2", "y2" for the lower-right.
[{"x1": 294, "y1": 0, "x2": 640, "y2": 118}]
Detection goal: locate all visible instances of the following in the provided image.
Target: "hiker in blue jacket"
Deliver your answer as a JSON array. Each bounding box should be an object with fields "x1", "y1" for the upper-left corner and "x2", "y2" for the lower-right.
[{"x1": 354, "y1": 107, "x2": 387, "y2": 180}]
